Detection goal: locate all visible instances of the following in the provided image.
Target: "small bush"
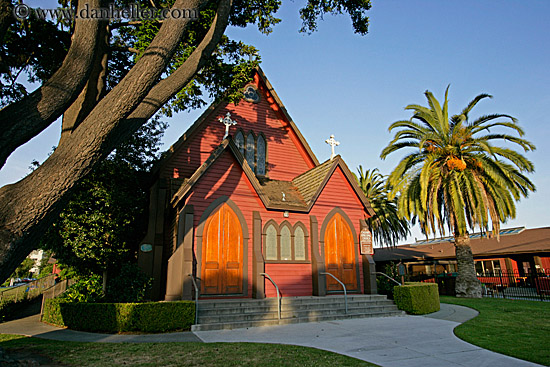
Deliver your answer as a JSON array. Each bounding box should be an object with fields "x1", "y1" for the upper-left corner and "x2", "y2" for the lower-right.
[
  {"x1": 60, "y1": 275, "x2": 103, "y2": 303},
  {"x1": 42, "y1": 299, "x2": 195, "y2": 333},
  {"x1": 394, "y1": 282, "x2": 440, "y2": 315}
]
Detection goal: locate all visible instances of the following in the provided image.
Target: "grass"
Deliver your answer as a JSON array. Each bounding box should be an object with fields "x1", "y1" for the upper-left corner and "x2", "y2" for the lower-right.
[
  {"x1": 0, "y1": 334, "x2": 378, "y2": 366},
  {"x1": 440, "y1": 296, "x2": 550, "y2": 366}
]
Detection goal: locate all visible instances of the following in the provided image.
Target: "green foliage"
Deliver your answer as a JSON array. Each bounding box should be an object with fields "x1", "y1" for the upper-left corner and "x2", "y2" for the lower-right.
[
  {"x1": 42, "y1": 299, "x2": 195, "y2": 333},
  {"x1": 104, "y1": 263, "x2": 152, "y2": 303},
  {"x1": 376, "y1": 262, "x2": 404, "y2": 299},
  {"x1": 0, "y1": 298, "x2": 33, "y2": 323},
  {"x1": 380, "y1": 87, "x2": 536, "y2": 238},
  {"x1": 393, "y1": 282, "x2": 440, "y2": 315},
  {"x1": 59, "y1": 263, "x2": 151, "y2": 303},
  {"x1": 0, "y1": 13, "x2": 70, "y2": 106},
  {"x1": 60, "y1": 274, "x2": 103, "y2": 303},
  {"x1": 354, "y1": 167, "x2": 409, "y2": 246}
]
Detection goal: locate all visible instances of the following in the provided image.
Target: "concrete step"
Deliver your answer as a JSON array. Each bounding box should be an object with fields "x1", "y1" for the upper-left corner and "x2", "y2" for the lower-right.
[
  {"x1": 191, "y1": 309, "x2": 405, "y2": 331},
  {"x1": 198, "y1": 305, "x2": 402, "y2": 324},
  {"x1": 197, "y1": 299, "x2": 395, "y2": 316},
  {"x1": 196, "y1": 295, "x2": 389, "y2": 310}
]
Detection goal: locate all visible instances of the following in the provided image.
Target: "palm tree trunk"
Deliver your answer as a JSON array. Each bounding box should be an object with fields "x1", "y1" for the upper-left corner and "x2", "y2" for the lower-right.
[{"x1": 454, "y1": 233, "x2": 482, "y2": 298}]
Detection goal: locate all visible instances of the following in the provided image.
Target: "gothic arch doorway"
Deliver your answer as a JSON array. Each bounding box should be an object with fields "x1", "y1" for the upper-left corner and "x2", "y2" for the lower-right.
[
  {"x1": 323, "y1": 212, "x2": 358, "y2": 291},
  {"x1": 201, "y1": 203, "x2": 243, "y2": 295}
]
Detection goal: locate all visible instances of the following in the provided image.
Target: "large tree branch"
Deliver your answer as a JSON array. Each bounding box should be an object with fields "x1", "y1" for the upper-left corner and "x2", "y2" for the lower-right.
[
  {"x1": 59, "y1": 22, "x2": 109, "y2": 144},
  {"x1": 0, "y1": 0, "x2": 103, "y2": 169},
  {"x1": 0, "y1": 0, "x2": 209, "y2": 282},
  {"x1": 113, "y1": 0, "x2": 233, "y2": 146}
]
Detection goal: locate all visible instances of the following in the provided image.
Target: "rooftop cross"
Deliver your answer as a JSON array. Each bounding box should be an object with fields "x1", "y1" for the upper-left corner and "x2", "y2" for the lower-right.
[
  {"x1": 325, "y1": 134, "x2": 340, "y2": 160},
  {"x1": 219, "y1": 112, "x2": 237, "y2": 139}
]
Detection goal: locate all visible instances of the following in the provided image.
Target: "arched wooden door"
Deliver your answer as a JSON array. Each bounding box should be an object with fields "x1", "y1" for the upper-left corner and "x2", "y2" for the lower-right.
[
  {"x1": 201, "y1": 203, "x2": 243, "y2": 295},
  {"x1": 324, "y1": 213, "x2": 357, "y2": 291}
]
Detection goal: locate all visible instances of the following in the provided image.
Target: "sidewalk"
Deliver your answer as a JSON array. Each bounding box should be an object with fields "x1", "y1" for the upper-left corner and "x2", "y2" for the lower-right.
[{"x1": 0, "y1": 303, "x2": 543, "y2": 366}]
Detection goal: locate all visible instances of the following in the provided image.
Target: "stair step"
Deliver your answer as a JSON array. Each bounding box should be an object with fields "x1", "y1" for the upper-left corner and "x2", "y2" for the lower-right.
[
  {"x1": 191, "y1": 310, "x2": 406, "y2": 331},
  {"x1": 198, "y1": 305, "x2": 401, "y2": 324},
  {"x1": 197, "y1": 295, "x2": 389, "y2": 309},
  {"x1": 197, "y1": 300, "x2": 396, "y2": 316}
]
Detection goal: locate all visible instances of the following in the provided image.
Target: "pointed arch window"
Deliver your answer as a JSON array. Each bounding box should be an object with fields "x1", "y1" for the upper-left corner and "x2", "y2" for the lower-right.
[
  {"x1": 234, "y1": 131, "x2": 245, "y2": 155},
  {"x1": 265, "y1": 224, "x2": 278, "y2": 260},
  {"x1": 246, "y1": 132, "x2": 255, "y2": 170},
  {"x1": 256, "y1": 135, "x2": 266, "y2": 176},
  {"x1": 280, "y1": 226, "x2": 292, "y2": 260},
  {"x1": 294, "y1": 226, "x2": 306, "y2": 261}
]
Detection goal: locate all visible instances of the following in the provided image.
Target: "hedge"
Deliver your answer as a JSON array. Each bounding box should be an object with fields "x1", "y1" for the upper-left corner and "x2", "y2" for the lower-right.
[
  {"x1": 42, "y1": 299, "x2": 195, "y2": 333},
  {"x1": 393, "y1": 282, "x2": 440, "y2": 315}
]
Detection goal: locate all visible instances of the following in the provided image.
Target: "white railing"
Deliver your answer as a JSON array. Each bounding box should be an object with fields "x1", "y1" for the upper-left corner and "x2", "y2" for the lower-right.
[
  {"x1": 261, "y1": 273, "x2": 281, "y2": 320},
  {"x1": 321, "y1": 272, "x2": 348, "y2": 314},
  {"x1": 188, "y1": 274, "x2": 201, "y2": 325}
]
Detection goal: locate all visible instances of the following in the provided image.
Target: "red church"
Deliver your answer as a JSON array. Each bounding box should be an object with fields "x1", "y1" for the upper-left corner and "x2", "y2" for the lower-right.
[{"x1": 138, "y1": 68, "x2": 378, "y2": 301}]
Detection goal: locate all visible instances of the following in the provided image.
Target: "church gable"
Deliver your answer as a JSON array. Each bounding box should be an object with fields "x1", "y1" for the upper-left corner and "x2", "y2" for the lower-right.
[{"x1": 159, "y1": 69, "x2": 318, "y2": 182}]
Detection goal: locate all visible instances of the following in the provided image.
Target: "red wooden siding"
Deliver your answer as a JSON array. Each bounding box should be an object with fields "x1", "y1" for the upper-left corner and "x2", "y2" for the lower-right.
[
  {"x1": 310, "y1": 167, "x2": 368, "y2": 292},
  {"x1": 265, "y1": 264, "x2": 312, "y2": 297},
  {"x1": 162, "y1": 73, "x2": 315, "y2": 181}
]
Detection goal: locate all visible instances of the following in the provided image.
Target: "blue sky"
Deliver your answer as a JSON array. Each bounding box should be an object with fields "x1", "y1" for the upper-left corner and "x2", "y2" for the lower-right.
[{"x1": 1, "y1": 0, "x2": 548, "y2": 245}]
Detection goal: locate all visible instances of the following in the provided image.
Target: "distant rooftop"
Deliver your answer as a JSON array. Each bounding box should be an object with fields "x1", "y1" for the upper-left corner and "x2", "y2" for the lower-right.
[
  {"x1": 373, "y1": 227, "x2": 550, "y2": 263},
  {"x1": 412, "y1": 227, "x2": 526, "y2": 246}
]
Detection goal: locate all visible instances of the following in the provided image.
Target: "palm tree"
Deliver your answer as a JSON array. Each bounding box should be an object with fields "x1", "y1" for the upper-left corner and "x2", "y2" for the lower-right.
[
  {"x1": 354, "y1": 166, "x2": 410, "y2": 247},
  {"x1": 380, "y1": 87, "x2": 536, "y2": 298}
]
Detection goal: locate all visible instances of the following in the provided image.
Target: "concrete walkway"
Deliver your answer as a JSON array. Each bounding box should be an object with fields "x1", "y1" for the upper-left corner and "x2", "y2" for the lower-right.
[{"x1": 0, "y1": 303, "x2": 543, "y2": 366}]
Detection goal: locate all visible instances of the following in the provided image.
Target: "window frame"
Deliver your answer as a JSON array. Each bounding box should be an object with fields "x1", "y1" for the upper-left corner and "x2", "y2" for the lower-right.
[{"x1": 262, "y1": 220, "x2": 310, "y2": 264}]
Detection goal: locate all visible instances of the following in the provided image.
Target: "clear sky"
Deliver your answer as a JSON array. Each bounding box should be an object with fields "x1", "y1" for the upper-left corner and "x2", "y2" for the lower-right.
[{"x1": 1, "y1": 0, "x2": 548, "y2": 245}]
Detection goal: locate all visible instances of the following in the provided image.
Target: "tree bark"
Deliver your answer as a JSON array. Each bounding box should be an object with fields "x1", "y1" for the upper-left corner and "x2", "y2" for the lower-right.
[
  {"x1": 454, "y1": 233, "x2": 482, "y2": 298},
  {"x1": 0, "y1": 0, "x2": 104, "y2": 169},
  {"x1": 60, "y1": 22, "x2": 110, "y2": 144},
  {"x1": 0, "y1": 0, "x2": 230, "y2": 283}
]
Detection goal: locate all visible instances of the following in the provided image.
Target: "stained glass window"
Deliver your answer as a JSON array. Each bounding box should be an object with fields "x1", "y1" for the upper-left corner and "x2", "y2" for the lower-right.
[
  {"x1": 257, "y1": 135, "x2": 266, "y2": 176},
  {"x1": 246, "y1": 132, "x2": 255, "y2": 171},
  {"x1": 265, "y1": 224, "x2": 278, "y2": 260},
  {"x1": 234, "y1": 131, "x2": 244, "y2": 155},
  {"x1": 280, "y1": 226, "x2": 292, "y2": 260},
  {"x1": 294, "y1": 226, "x2": 306, "y2": 260}
]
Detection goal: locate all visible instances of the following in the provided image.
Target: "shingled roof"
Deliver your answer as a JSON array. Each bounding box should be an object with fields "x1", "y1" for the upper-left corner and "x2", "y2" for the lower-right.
[{"x1": 292, "y1": 158, "x2": 334, "y2": 203}]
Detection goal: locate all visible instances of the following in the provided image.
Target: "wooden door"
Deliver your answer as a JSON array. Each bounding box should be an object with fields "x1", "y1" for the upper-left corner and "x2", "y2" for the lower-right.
[
  {"x1": 324, "y1": 213, "x2": 357, "y2": 291},
  {"x1": 201, "y1": 203, "x2": 243, "y2": 294}
]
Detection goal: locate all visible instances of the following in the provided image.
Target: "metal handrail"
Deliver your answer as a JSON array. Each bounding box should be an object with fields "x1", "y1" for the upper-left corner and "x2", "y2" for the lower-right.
[
  {"x1": 188, "y1": 274, "x2": 201, "y2": 325},
  {"x1": 321, "y1": 272, "x2": 348, "y2": 314},
  {"x1": 372, "y1": 272, "x2": 402, "y2": 286},
  {"x1": 260, "y1": 273, "x2": 281, "y2": 320}
]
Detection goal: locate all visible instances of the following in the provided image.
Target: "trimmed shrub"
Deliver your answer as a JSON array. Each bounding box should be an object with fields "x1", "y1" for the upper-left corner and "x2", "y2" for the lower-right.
[
  {"x1": 393, "y1": 282, "x2": 440, "y2": 315},
  {"x1": 42, "y1": 299, "x2": 195, "y2": 333}
]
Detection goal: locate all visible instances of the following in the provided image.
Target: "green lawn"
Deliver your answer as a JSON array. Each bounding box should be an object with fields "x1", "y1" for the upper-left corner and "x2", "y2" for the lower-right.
[
  {"x1": 440, "y1": 296, "x2": 550, "y2": 366},
  {"x1": 0, "y1": 334, "x2": 377, "y2": 367}
]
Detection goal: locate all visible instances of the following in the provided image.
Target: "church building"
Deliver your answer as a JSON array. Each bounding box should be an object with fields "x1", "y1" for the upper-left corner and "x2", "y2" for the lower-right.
[{"x1": 138, "y1": 68, "x2": 378, "y2": 301}]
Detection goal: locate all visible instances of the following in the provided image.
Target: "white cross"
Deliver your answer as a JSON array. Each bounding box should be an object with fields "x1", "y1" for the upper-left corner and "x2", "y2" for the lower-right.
[
  {"x1": 325, "y1": 134, "x2": 340, "y2": 160},
  {"x1": 219, "y1": 112, "x2": 237, "y2": 139}
]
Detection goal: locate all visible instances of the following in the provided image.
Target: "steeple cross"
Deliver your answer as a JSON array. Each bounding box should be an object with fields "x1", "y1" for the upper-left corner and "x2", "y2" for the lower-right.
[
  {"x1": 219, "y1": 112, "x2": 237, "y2": 139},
  {"x1": 325, "y1": 134, "x2": 340, "y2": 160}
]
